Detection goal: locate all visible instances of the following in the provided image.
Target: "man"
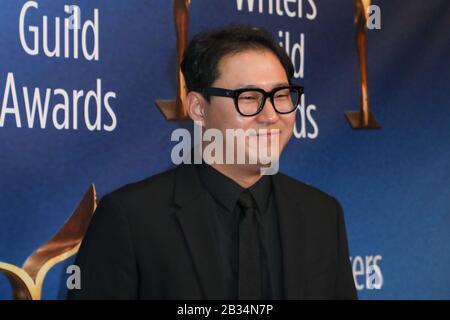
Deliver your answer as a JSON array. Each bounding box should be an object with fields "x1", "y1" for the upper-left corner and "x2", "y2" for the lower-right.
[{"x1": 68, "y1": 25, "x2": 357, "y2": 300}]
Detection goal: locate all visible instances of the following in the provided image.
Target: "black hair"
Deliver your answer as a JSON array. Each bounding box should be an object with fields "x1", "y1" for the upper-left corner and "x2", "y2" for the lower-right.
[{"x1": 180, "y1": 25, "x2": 294, "y2": 100}]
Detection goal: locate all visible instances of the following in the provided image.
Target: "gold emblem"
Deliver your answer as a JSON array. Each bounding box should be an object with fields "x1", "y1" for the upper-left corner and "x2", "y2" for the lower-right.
[
  {"x1": 345, "y1": 0, "x2": 380, "y2": 129},
  {"x1": 0, "y1": 185, "x2": 97, "y2": 299},
  {"x1": 155, "y1": 0, "x2": 192, "y2": 121}
]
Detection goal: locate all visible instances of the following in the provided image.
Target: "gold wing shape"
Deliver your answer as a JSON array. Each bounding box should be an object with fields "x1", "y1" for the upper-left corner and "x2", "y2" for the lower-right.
[{"x1": 0, "y1": 184, "x2": 97, "y2": 300}]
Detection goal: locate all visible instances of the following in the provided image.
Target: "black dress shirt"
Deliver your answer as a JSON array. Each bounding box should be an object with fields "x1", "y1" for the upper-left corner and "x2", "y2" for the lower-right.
[{"x1": 196, "y1": 163, "x2": 284, "y2": 299}]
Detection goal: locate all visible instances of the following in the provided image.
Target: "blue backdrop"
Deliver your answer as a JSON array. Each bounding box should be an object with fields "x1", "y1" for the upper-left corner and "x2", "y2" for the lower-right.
[{"x1": 1, "y1": 0, "x2": 449, "y2": 299}]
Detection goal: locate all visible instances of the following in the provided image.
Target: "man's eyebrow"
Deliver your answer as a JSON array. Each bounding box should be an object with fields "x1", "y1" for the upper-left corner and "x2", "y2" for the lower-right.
[{"x1": 236, "y1": 82, "x2": 290, "y2": 89}]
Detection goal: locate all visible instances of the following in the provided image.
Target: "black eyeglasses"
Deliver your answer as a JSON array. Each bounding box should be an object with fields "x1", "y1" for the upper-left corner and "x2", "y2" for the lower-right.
[{"x1": 204, "y1": 85, "x2": 304, "y2": 116}]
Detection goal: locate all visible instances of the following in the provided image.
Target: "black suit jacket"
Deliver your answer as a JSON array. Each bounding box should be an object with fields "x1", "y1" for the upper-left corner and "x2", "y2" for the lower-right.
[{"x1": 68, "y1": 164, "x2": 357, "y2": 299}]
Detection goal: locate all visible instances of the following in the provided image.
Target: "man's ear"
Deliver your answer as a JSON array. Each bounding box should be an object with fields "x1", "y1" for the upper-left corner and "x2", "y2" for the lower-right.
[{"x1": 186, "y1": 91, "x2": 206, "y2": 126}]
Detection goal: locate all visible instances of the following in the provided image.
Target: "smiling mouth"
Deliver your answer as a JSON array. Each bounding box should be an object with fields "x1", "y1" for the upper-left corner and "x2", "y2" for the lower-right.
[{"x1": 250, "y1": 130, "x2": 281, "y2": 138}]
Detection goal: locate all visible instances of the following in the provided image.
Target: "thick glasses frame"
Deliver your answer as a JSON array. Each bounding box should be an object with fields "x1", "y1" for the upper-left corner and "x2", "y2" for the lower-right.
[{"x1": 204, "y1": 85, "x2": 304, "y2": 116}]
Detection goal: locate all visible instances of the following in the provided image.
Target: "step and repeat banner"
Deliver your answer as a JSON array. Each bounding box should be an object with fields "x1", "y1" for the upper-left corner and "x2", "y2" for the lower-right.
[{"x1": 0, "y1": 0, "x2": 449, "y2": 299}]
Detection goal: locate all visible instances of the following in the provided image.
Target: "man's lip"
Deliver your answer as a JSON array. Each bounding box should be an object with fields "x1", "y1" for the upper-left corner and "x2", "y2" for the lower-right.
[{"x1": 249, "y1": 130, "x2": 281, "y2": 136}]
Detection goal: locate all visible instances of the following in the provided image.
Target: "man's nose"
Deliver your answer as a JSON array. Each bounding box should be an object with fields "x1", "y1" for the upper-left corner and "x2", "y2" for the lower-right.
[{"x1": 256, "y1": 98, "x2": 279, "y2": 124}]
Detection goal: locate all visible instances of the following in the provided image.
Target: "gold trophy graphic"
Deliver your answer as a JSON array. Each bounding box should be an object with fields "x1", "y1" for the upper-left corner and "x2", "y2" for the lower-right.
[
  {"x1": 155, "y1": 0, "x2": 192, "y2": 121},
  {"x1": 345, "y1": 0, "x2": 380, "y2": 129},
  {"x1": 0, "y1": 185, "x2": 97, "y2": 300}
]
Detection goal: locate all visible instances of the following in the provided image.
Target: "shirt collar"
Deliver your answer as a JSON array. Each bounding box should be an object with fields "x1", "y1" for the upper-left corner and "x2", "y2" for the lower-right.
[
  {"x1": 196, "y1": 163, "x2": 272, "y2": 213},
  {"x1": 247, "y1": 172, "x2": 272, "y2": 213}
]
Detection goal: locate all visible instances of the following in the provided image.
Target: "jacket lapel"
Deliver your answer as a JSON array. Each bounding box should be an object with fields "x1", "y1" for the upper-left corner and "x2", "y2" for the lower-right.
[
  {"x1": 173, "y1": 164, "x2": 226, "y2": 299},
  {"x1": 273, "y1": 173, "x2": 307, "y2": 299}
]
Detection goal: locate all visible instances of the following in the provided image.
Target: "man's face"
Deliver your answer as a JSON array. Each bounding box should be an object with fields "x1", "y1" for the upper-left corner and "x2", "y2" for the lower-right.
[{"x1": 202, "y1": 49, "x2": 296, "y2": 168}]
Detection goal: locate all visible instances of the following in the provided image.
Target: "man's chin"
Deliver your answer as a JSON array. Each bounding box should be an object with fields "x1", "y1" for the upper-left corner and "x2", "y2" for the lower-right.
[{"x1": 245, "y1": 149, "x2": 280, "y2": 171}]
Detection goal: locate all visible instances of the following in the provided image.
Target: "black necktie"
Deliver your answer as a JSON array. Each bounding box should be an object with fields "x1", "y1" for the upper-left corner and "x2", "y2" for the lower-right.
[{"x1": 237, "y1": 191, "x2": 262, "y2": 299}]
